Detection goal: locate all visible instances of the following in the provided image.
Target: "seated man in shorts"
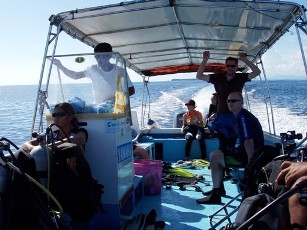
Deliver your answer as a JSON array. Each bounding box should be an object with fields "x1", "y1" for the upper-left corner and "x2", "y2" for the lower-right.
[{"x1": 196, "y1": 91, "x2": 264, "y2": 204}]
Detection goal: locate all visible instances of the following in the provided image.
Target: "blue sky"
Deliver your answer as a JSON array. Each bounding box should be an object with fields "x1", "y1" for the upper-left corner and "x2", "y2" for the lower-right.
[{"x1": 1, "y1": 0, "x2": 306, "y2": 85}]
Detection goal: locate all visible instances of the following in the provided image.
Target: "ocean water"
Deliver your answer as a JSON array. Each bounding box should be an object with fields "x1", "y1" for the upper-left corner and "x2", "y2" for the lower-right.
[
  {"x1": 0, "y1": 79, "x2": 306, "y2": 147},
  {"x1": 131, "y1": 79, "x2": 307, "y2": 135}
]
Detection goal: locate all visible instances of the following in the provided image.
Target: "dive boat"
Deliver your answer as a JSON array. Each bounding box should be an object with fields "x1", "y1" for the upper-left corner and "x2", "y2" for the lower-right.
[{"x1": 2, "y1": 0, "x2": 307, "y2": 229}]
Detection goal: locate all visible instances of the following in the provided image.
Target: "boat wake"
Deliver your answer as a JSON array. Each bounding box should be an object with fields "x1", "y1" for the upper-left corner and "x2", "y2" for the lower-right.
[{"x1": 145, "y1": 91, "x2": 186, "y2": 128}]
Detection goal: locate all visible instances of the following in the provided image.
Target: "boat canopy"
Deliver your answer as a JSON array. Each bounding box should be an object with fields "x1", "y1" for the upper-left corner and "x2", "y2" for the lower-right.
[{"x1": 51, "y1": 0, "x2": 306, "y2": 76}]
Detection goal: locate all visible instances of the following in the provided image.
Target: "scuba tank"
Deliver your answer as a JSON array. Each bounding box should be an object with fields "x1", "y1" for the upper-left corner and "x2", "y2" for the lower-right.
[
  {"x1": 31, "y1": 146, "x2": 48, "y2": 188},
  {"x1": 0, "y1": 163, "x2": 8, "y2": 194},
  {"x1": 30, "y1": 133, "x2": 48, "y2": 188},
  {"x1": 0, "y1": 164, "x2": 8, "y2": 229},
  {"x1": 0, "y1": 142, "x2": 9, "y2": 229}
]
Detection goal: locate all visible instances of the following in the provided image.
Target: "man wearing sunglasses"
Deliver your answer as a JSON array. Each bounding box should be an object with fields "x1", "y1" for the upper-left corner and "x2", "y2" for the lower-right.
[
  {"x1": 196, "y1": 51, "x2": 261, "y2": 170},
  {"x1": 53, "y1": 43, "x2": 135, "y2": 104},
  {"x1": 196, "y1": 91, "x2": 264, "y2": 204}
]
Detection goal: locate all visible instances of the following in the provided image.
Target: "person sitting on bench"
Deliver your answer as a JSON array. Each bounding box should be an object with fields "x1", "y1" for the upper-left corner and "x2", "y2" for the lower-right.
[
  {"x1": 181, "y1": 99, "x2": 206, "y2": 161},
  {"x1": 196, "y1": 91, "x2": 264, "y2": 204}
]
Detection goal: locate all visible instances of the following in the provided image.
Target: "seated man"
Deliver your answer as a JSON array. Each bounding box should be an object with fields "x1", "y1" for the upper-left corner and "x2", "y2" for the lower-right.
[
  {"x1": 181, "y1": 99, "x2": 206, "y2": 161},
  {"x1": 196, "y1": 91, "x2": 264, "y2": 204},
  {"x1": 276, "y1": 160, "x2": 307, "y2": 229}
]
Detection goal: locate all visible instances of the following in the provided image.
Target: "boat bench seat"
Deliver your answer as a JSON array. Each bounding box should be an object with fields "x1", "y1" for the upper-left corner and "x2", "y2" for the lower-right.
[{"x1": 138, "y1": 137, "x2": 219, "y2": 162}]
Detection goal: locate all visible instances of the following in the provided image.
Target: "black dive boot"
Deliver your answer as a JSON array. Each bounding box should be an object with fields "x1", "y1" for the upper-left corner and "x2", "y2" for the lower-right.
[
  {"x1": 196, "y1": 188, "x2": 222, "y2": 204},
  {"x1": 202, "y1": 183, "x2": 226, "y2": 196}
]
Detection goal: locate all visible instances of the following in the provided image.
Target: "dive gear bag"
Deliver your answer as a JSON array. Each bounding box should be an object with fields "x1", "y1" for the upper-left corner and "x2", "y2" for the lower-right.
[{"x1": 50, "y1": 142, "x2": 103, "y2": 221}]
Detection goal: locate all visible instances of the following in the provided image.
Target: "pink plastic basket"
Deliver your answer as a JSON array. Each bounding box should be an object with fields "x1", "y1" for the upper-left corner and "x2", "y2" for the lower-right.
[{"x1": 134, "y1": 159, "x2": 163, "y2": 196}]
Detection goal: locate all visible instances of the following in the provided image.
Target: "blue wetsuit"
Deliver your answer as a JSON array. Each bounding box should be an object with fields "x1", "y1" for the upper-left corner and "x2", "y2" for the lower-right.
[
  {"x1": 208, "y1": 73, "x2": 250, "y2": 151},
  {"x1": 225, "y1": 108, "x2": 264, "y2": 165}
]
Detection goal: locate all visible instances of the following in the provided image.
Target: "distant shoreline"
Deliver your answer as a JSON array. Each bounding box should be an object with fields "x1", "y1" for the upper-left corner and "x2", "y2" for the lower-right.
[
  {"x1": 170, "y1": 77, "x2": 307, "y2": 81},
  {"x1": 171, "y1": 79, "x2": 200, "y2": 81},
  {"x1": 0, "y1": 77, "x2": 306, "y2": 86}
]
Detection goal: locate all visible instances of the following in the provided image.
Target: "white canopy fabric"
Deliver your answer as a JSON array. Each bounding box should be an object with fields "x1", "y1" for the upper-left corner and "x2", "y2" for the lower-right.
[{"x1": 52, "y1": 0, "x2": 305, "y2": 76}]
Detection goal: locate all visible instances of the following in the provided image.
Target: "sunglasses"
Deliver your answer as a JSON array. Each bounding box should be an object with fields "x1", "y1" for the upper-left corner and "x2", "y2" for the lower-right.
[
  {"x1": 227, "y1": 99, "x2": 241, "y2": 103},
  {"x1": 52, "y1": 112, "x2": 69, "y2": 118},
  {"x1": 226, "y1": 64, "x2": 237, "y2": 68}
]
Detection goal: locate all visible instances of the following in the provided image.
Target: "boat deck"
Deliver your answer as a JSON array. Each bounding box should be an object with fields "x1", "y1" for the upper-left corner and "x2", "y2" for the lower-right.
[{"x1": 129, "y1": 165, "x2": 243, "y2": 230}]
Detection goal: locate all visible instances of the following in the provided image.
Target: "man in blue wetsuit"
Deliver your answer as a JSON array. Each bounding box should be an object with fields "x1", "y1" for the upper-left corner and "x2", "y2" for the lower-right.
[{"x1": 196, "y1": 91, "x2": 264, "y2": 204}]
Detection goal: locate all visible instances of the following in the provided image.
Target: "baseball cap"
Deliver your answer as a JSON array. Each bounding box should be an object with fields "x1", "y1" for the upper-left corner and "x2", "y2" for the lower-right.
[{"x1": 185, "y1": 99, "x2": 196, "y2": 106}]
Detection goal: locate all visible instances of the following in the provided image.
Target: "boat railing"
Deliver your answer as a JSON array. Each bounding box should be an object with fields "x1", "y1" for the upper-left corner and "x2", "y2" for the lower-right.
[{"x1": 258, "y1": 58, "x2": 276, "y2": 135}]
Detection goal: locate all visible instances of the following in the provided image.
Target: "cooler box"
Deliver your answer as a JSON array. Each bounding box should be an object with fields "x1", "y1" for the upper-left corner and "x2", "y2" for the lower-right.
[{"x1": 134, "y1": 159, "x2": 163, "y2": 195}]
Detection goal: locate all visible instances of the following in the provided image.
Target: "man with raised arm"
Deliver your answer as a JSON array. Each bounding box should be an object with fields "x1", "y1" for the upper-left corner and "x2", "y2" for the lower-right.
[
  {"x1": 53, "y1": 42, "x2": 135, "y2": 104},
  {"x1": 196, "y1": 51, "x2": 261, "y2": 156}
]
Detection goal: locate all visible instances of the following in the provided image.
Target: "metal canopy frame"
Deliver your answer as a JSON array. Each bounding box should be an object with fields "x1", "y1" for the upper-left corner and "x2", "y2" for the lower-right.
[
  {"x1": 49, "y1": 0, "x2": 306, "y2": 77},
  {"x1": 31, "y1": 0, "x2": 307, "y2": 135}
]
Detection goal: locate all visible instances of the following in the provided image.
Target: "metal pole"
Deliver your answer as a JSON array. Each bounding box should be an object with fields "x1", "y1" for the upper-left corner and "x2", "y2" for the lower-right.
[{"x1": 237, "y1": 180, "x2": 307, "y2": 230}]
